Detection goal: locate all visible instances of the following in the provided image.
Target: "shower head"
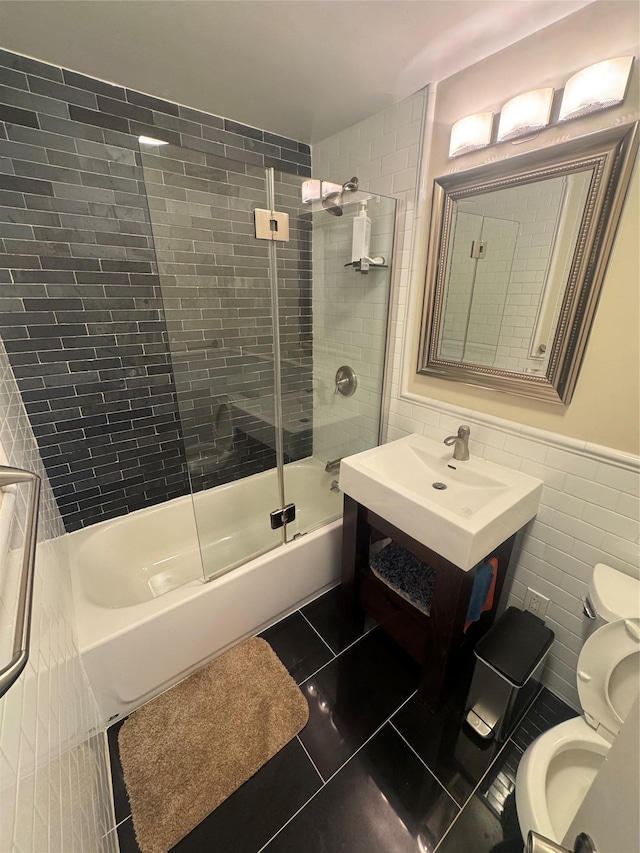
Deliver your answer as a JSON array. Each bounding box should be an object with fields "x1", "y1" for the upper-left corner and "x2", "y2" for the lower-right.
[
  {"x1": 322, "y1": 192, "x2": 344, "y2": 216},
  {"x1": 321, "y1": 176, "x2": 359, "y2": 216}
]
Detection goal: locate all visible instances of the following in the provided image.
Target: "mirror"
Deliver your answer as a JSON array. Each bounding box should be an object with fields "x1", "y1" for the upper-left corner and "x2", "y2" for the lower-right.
[{"x1": 418, "y1": 122, "x2": 638, "y2": 404}]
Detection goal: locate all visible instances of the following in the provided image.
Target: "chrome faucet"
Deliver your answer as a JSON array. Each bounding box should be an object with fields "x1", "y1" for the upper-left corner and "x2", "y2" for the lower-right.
[
  {"x1": 444, "y1": 425, "x2": 470, "y2": 461},
  {"x1": 325, "y1": 457, "x2": 343, "y2": 474}
]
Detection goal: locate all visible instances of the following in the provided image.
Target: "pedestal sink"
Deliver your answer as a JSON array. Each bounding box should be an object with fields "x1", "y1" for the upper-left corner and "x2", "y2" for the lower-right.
[{"x1": 339, "y1": 433, "x2": 543, "y2": 571}]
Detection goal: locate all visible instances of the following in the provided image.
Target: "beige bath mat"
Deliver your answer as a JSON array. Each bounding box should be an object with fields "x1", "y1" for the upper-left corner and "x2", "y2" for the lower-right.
[{"x1": 118, "y1": 637, "x2": 309, "y2": 853}]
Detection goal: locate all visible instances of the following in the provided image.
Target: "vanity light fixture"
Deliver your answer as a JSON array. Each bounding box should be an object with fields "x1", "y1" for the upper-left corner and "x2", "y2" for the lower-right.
[
  {"x1": 138, "y1": 135, "x2": 169, "y2": 146},
  {"x1": 449, "y1": 55, "x2": 635, "y2": 157},
  {"x1": 559, "y1": 56, "x2": 634, "y2": 121},
  {"x1": 449, "y1": 112, "x2": 493, "y2": 157},
  {"x1": 497, "y1": 88, "x2": 554, "y2": 142}
]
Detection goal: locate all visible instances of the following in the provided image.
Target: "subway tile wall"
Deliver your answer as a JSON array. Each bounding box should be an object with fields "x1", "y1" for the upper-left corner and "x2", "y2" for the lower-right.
[
  {"x1": 312, "y1": 90, "x2": 427, "y2": 461},
  {"x1": 0, "y1": 48, "x2": 311, "y2": 529},
  {"x1": 139, "y1": 147, "x2": 313, "y2": 490},
  {"x1": 0, "y1": 336, "x2": 115, "y2": 852},
  {"x1": 315, "y1": 88, "x2": 640, "y2": 710},
  {"x1": 310, "y1": 199, "x2": 394, "y2": 464}
]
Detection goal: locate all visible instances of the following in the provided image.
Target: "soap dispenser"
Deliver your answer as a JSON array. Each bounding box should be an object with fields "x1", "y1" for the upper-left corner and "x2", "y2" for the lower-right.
[{"x1": 351, "y1": 201, "x2": 371, "y2": 263}]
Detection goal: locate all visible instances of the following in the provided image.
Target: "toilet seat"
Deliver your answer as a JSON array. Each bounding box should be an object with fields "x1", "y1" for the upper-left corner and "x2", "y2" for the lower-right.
[
  {"x1": 577, "y1": 617, "x2": 640, "y2": 742},
  {"x1": 516, "y1": 617, "x2": 640, "y2": 844}
]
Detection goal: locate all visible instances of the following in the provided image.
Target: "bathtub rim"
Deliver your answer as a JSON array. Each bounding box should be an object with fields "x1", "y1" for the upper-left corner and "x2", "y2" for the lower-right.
[{"x1": 70, "y1": 514, "x2": 343, "y2": 654}]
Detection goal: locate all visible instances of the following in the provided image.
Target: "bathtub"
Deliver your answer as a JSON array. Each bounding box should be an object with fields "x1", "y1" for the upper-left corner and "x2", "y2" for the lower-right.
[{"x1": 69, "y1": 458, "x2": 342, "y2": 724}]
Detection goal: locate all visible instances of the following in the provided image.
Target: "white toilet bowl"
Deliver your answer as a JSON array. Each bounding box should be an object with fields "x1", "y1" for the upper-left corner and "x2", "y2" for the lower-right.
[
  {"x1": 516, "y1": 715, "x2": 609, "y2": 842},
  {"x1": 516, "y1": 615, "x2": 640, "y2": 845}
]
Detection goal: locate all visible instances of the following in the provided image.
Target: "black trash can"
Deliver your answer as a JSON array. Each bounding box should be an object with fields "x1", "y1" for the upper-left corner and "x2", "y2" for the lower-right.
[{"x1": 465, "y1": 606, "x2": 554, "y2": 742}]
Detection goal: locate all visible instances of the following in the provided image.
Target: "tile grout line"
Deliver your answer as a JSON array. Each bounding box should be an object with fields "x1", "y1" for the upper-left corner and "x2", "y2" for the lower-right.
[
  {"x1": 432, "y1": 735, "x2": 520, "y2": 853},
  {"x1": 298, "y1": 609, "x2": 337, "y2": 657},
  {"x1": 389, "y1": 721, "x2": 459, "y2": 810},
  {"x1": 255, "y1": 687, "x2": 419, "y2": 853},
  {"x1": 295, "y1": 735, "x2": 324, "y2": 784},
  {"x1": 299, "y1": 606, "x2": 378, "y2": 668},
  {"x1": 98, "y1": 729, "x2": 121, "y2": 837},
  {"x1": 432, "y1": 689, "x2": 572, "y2": 851}
]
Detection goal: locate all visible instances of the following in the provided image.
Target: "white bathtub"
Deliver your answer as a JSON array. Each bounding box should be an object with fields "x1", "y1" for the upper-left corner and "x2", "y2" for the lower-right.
[{"x1": 69, "y1": 458, "x2": 342, "y2": 724}]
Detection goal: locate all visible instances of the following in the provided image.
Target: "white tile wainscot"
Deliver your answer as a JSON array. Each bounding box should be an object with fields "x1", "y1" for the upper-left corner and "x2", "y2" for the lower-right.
[
  {"x1": 0, "y1": 338, "x2": 116, "y2": 853},
  {"x1": 384, "y1": 395, "x2": 640, "y2": 710}
]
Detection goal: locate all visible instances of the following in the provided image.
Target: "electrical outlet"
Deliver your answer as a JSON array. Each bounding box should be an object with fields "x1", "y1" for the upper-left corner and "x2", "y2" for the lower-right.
[{"x1": 524, "y1": 588, "x2": 550, "y2": 619}]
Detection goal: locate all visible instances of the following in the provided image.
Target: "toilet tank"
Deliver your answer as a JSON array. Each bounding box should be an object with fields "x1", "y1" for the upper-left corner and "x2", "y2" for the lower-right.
[{"x1": 584, "y1": 563, "x2": 640, "y2": 637}]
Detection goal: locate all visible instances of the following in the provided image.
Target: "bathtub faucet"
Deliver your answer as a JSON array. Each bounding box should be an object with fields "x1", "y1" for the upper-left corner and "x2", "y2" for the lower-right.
[{"x1": 325, "y1": 457, "x2": 343, "y2": 474}]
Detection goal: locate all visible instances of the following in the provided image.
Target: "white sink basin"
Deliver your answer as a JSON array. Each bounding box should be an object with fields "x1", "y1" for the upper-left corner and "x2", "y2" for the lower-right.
[{"x1": 339, "y1": 433, "x2": 543, "y2": 571}]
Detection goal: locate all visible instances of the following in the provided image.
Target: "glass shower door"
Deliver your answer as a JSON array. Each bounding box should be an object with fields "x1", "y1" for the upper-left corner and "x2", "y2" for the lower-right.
[
  {"x1": 272, "y1": 170, "x2": 396, "y2": 541},
  {"x1": 139, "y1": 142, "x2": 285, "y2": 582}
]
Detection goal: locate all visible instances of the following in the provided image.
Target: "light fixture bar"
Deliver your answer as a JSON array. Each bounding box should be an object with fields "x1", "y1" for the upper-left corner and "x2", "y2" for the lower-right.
[
  {"x1": 559, "y1": 56, "x2": 634, "y2": 122},
  {"x1": 449, "y1": 112, "x2": 493, "y2": 158},
  {"x1": 497, "y1": 88, "x2": 554, "y2": 142}
]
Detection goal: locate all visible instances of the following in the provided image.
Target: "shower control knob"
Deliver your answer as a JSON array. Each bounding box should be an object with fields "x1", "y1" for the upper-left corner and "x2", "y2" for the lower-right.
[{"x1": 334, "y1": 366, "x2": 357, "y2": 397}]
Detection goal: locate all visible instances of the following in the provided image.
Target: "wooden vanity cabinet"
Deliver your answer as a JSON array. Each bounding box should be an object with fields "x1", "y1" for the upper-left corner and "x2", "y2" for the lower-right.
[{"x1": 340, "y1": 494, "x2": 517, "y2": 712}]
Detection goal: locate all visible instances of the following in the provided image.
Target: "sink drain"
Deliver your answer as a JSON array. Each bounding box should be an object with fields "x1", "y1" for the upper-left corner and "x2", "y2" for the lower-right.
[{"x1": 432, "y1": 482, "x2": 447, "y2": 490}]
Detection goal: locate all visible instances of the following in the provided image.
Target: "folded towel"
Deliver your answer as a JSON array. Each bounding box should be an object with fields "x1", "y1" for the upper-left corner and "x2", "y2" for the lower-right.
[
  {"x1": 464, "y1": 557, "x2": 498, "y2": 632},
  {"x1": 370, "y1": 542, "x2": 436, "y2": 616}
]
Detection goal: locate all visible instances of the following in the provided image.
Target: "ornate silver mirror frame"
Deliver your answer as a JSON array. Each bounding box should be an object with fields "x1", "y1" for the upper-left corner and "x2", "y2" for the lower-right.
[{"x1": 418, "y1": 122, "x2": 639, "y2": 404}]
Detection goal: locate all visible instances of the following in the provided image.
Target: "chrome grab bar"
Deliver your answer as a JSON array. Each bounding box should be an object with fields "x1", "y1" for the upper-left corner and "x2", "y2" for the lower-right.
[{"x1": 0, "y1": 466, "x2": 41, "y2": 700}]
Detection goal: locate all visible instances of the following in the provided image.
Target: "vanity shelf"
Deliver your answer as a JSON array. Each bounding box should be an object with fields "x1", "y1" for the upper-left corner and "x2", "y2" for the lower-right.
[{"x1": 340, "y1": 494, "x2": 517, "y2": 712}]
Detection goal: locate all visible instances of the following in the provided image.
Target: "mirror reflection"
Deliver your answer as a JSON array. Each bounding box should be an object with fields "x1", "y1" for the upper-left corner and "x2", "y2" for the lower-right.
[
  {"x1": 419, "y1": 122, "x2": 639, "y2": 404},
  {"x1": 438, "y1": 171, "x2": 592, "y2": 374}
]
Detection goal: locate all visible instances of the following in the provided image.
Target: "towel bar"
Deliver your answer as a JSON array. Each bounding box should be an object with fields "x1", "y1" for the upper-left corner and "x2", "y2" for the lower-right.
[{"x1": 0, "y1": 465, "x2": 41, "y2": 700}]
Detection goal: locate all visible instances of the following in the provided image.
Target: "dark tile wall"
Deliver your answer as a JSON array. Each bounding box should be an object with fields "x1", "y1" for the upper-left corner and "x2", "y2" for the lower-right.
[
  {"x1": 0, "y1": 48, "x2": 311, "y2": 530},
  {"x1": 140, "y1": 145, "x2": 313, "y2": 492}
]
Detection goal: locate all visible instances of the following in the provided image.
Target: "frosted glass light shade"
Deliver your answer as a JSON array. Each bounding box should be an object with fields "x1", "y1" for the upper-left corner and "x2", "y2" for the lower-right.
[
  {"x1": 497, "y1": 88, "x2": 554, "y2": 141},
  {"x1": 449, "y1": 112, "x2": 493, "y2": 157},
  {"x1": 559, "y1": 56, "x2": 634, "y2": 121}
]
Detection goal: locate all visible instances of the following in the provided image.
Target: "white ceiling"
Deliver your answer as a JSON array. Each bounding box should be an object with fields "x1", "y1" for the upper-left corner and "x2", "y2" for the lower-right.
[{"x1": 0, "y1": 0, "x2": 594, "y2": 143}]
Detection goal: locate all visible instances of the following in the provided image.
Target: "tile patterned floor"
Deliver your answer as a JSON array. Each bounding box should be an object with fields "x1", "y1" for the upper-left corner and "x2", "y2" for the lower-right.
[{"x1": 108, "y1": 586, "x2": 576, "y2": 853}]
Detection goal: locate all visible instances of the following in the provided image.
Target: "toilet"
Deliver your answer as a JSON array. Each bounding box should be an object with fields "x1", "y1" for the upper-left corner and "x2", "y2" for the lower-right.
[{"x1": 515, "y1": 564, "x2": 640, "y2": 846}]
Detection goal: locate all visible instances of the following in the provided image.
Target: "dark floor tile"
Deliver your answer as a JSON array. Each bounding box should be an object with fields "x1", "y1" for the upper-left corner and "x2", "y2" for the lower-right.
[
  {"x1": 392, "y1": 656, "x2": 505, "y2": 806},
  {"x1": 511, "y1": 687, "x2": 577, "y2": 753},
  {"x1": 260, "y1": 611, "x2": 333, "y2": 683},
  {"x1": 436, "y1": 740, "x2": 524, "y2": 853},
  {"x1": 172, "y1": 738, "x2": 321, "y2": 853},
  {"x1": 301, "y1": 585, "x2": 376, "y2": 654},
  {"x1": 263, "y1": 724, "x2": 459, "y2": 853},
  {"x1": 298, "y1": 627, "x2": 419, "y2": 780},
  {"x1": 116, "y1": 817, "x2": 138, "y2": 853},
  {"x1": 114, "y1": 738, "x2": 321, "y2": 853},
  {"x1": 107, "y1": 718, "x2": 130, "y2": 823}
]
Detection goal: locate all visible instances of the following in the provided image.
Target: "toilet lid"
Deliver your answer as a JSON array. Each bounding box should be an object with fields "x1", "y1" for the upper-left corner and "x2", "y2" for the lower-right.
[{"x1": 577, "y1": 617, "x2": 640, "y2": 741}]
